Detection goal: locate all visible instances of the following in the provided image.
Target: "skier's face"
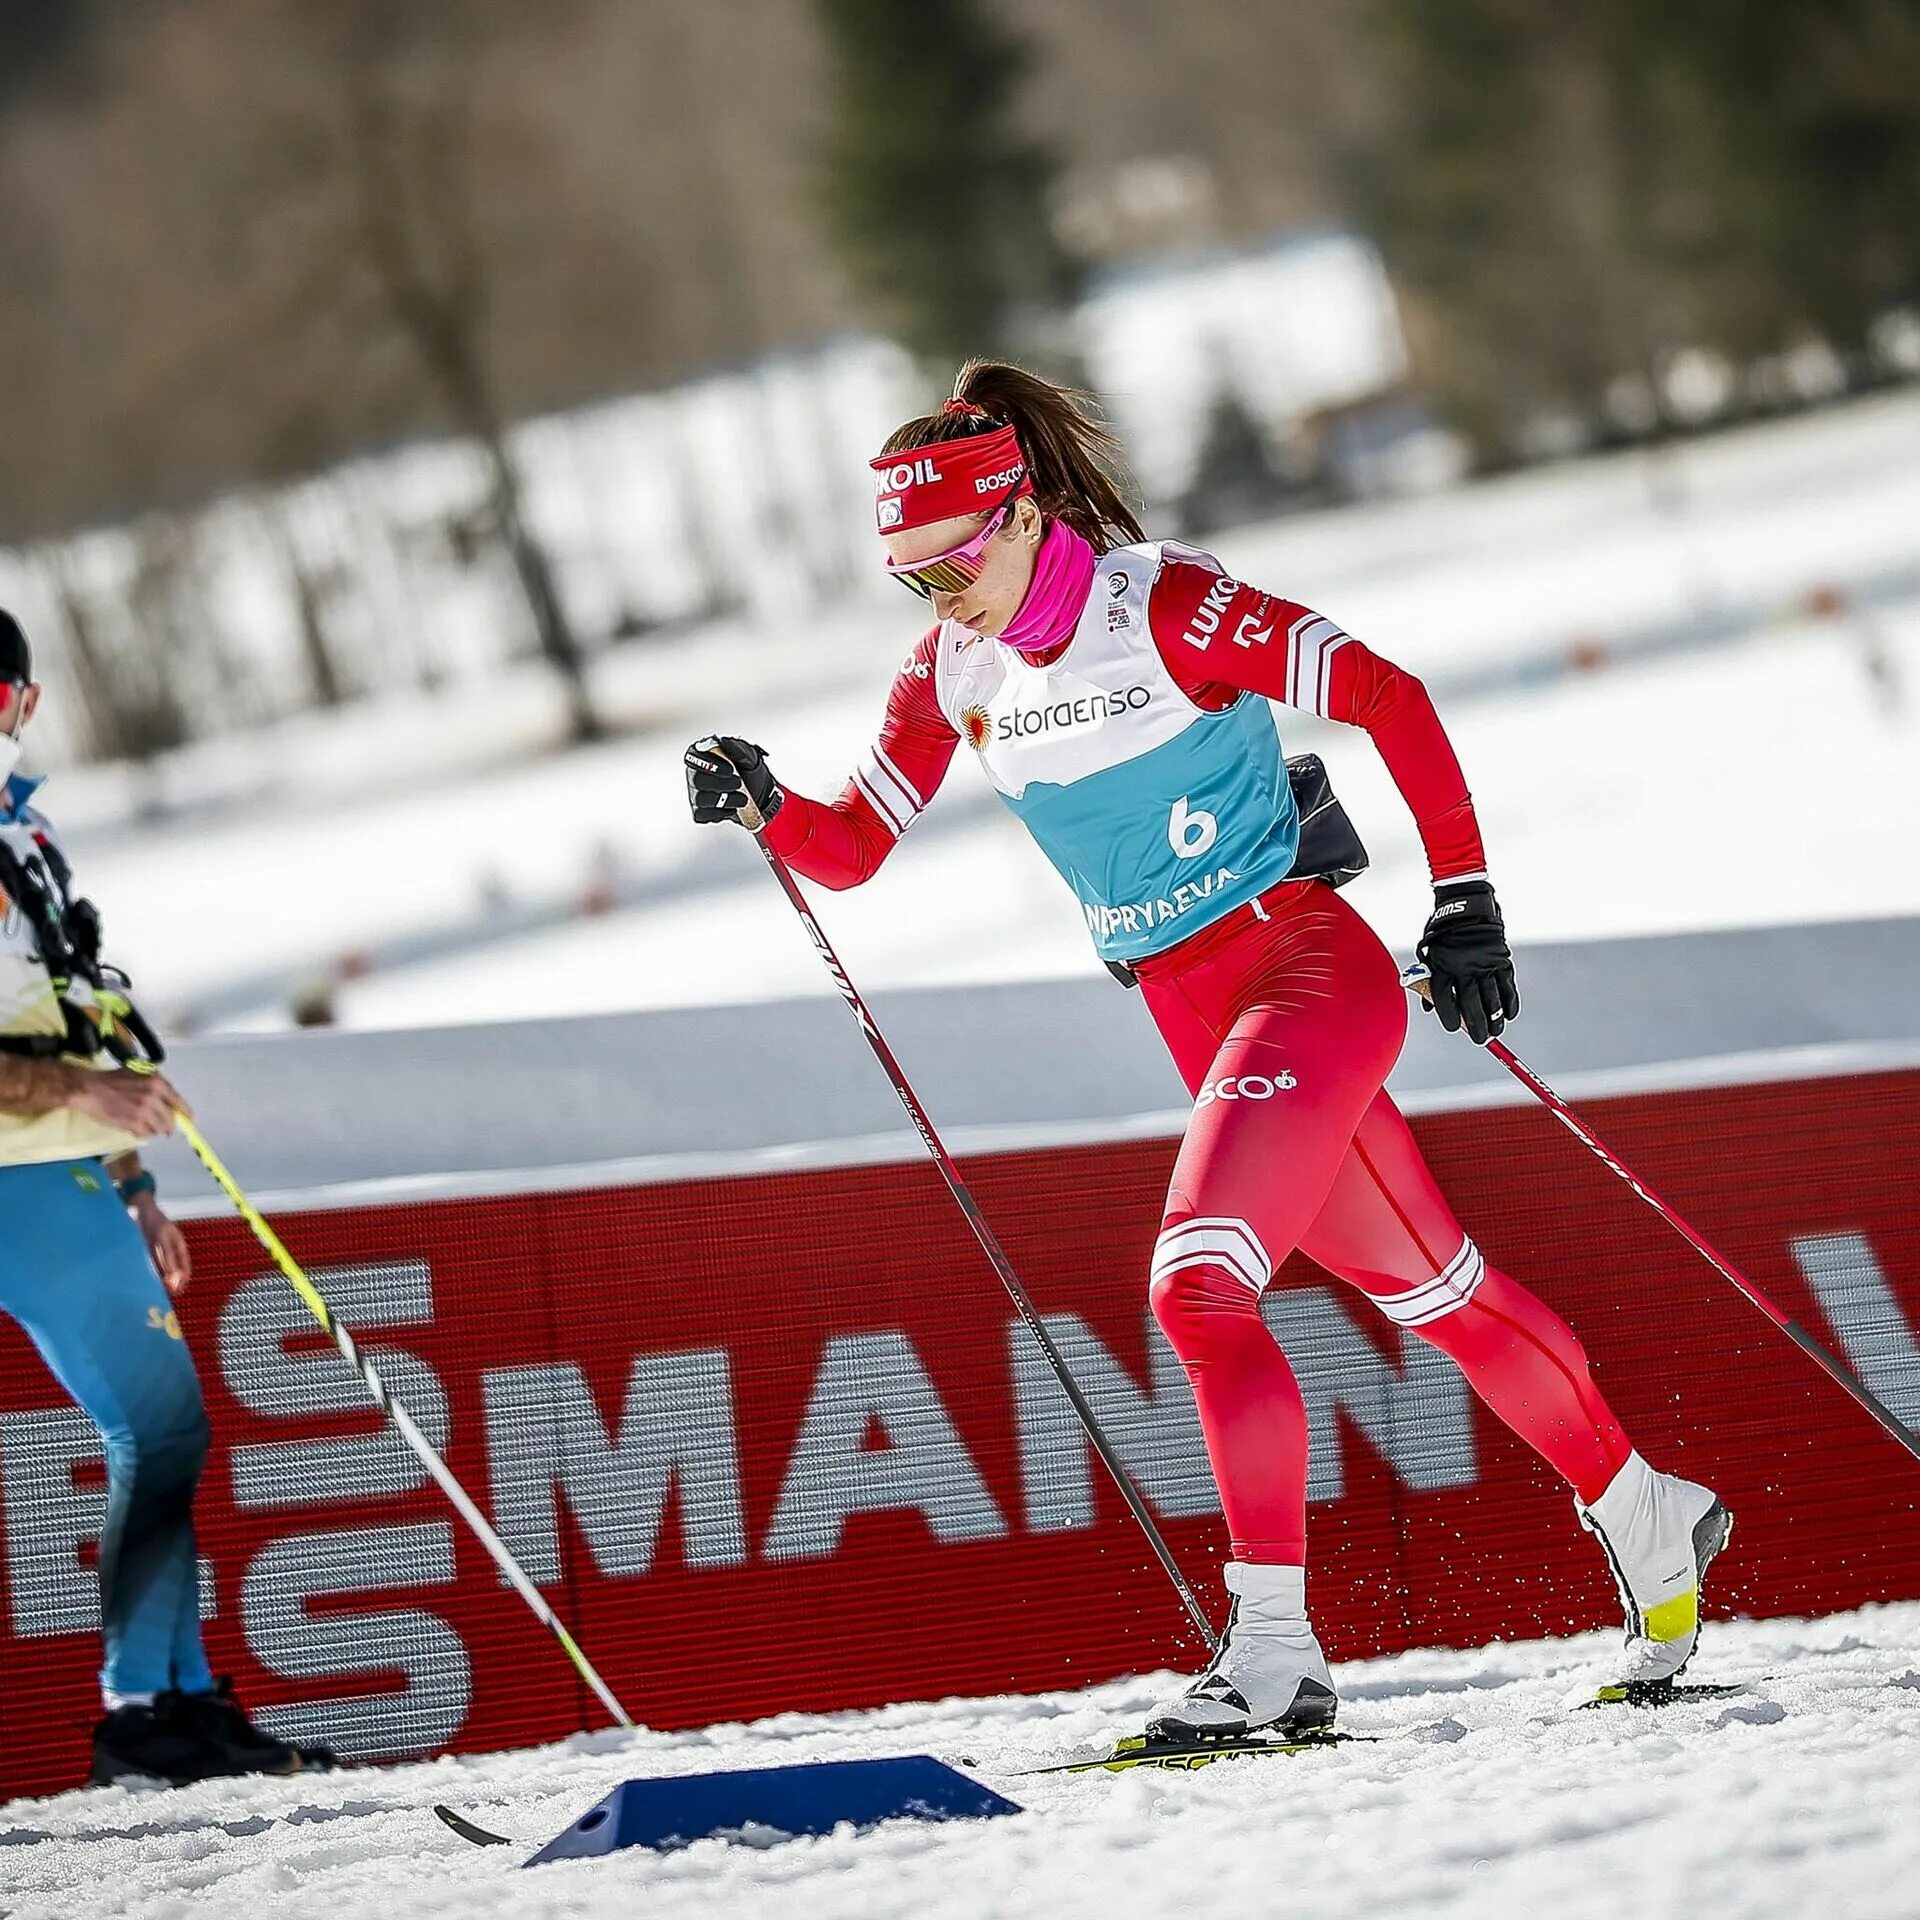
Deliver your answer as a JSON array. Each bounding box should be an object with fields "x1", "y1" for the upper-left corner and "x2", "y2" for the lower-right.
[
  {"x1": 0, "y1": 680, "x2": 37, "y2": 740},
  {"x1": 0, "y1": 682, "x2": 38, "y2": 787},
  {"x1": 882, "y1": 496, "x2": 1041, "y2": 639}
]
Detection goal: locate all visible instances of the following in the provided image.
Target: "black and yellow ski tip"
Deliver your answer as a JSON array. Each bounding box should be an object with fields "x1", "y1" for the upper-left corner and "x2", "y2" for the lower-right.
[
  {"x1": 1020, "y1": 1728, "x2": 1358, "y2": 1777},
  {"x1": 1581, "y1": 1680, "x2": 1750, "y2": 1710}
]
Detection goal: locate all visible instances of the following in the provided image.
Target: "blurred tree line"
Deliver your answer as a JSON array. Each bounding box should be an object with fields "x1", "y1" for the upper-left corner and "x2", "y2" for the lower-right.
[
  {"x1": 1, "y1": 0, "x2": 1914, "y2": 564},
  {"x1": 1360, "y1": 0, "x2": 1920, "y2": 451},
  {"x1": 814, "y1": 0, "x2": 1920, "y2": 463},
  {"x1": 0, "y1": 0, "x2": 1373, "y2": 550}
]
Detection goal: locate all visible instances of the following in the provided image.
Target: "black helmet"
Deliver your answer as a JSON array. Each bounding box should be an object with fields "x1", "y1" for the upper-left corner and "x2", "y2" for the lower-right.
[{"x1": 0, "y1": 610, "x2": 28, "y2": 686}]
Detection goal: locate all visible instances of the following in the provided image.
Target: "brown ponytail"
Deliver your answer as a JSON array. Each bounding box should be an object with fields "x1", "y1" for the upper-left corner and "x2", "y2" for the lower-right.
[{"x1": 880, "y1": 360, "x2": 1146, "y2": 553}]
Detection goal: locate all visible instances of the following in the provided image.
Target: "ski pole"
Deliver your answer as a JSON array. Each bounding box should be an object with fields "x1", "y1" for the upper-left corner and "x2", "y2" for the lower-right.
[
  {"x1": 169, "y1": 1106, "x2": 637, "y2": 1727},
  {"x1": 1401, "y1": 965, "x2": 1920, "y2": 1466},
  {"x1": 734, "y1": 794, "x2": 1219, "y2": 1652}
]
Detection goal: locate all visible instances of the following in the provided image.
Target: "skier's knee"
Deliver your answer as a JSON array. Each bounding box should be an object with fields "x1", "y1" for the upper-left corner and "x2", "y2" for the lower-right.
[
  {"x1": 108, "y1": 1387, "x2": 210, "y2": 1500},
  {"x1": 1357, "y1": 1233, "x2": 1489, "y2": 1337},
  {"x1": 1150, "y1": 1214, "x2": 1273, "y2": 1352}
]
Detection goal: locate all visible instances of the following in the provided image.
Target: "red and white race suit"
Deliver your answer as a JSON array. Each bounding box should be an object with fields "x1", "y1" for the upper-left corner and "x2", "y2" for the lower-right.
[{"x1": 765, "y1": 546, "x2": 1632, "y2": 1563}]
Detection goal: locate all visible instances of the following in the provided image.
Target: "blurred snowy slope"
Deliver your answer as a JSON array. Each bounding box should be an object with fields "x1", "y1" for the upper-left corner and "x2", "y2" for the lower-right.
[{"x1": 43, "y1": 388, "x2": 1920, "y2": 1033}]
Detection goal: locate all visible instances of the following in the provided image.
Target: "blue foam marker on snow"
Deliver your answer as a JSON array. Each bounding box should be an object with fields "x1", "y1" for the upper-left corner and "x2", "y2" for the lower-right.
[{"x1": 524, "y1": 1755, "x2": 1021, "y2": 1865}]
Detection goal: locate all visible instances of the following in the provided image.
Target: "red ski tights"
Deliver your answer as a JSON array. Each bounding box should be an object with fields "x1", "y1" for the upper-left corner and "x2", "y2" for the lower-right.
[{"x1": 1136, "y1": 881, "x2": 1631, "y2": 1564}]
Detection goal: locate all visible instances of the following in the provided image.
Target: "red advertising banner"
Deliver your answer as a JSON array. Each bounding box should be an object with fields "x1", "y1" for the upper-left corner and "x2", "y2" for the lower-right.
[{"x1": 2, "y1": 1068, "x2": 1917, "y2": 1800}]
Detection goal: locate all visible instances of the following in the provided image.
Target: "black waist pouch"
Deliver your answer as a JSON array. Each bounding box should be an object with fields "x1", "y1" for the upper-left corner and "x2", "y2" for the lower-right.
[{"x1": 1284, "y1": 752, "x2": 1369, "y2": 890}]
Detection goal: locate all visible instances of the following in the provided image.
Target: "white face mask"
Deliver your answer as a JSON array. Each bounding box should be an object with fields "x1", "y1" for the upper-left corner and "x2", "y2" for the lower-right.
[{"x1": 0, "y1": 687, "x2": 27, "y2": 787}]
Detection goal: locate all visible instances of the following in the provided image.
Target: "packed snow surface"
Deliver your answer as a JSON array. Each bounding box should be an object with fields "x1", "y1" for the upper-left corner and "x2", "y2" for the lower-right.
[{"x1": 6, "y1": 1603, "x2": 1920, "y2": 1919}]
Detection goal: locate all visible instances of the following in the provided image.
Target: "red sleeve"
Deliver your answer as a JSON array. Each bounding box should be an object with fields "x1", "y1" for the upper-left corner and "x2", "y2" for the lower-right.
[
  {"x1": 1148, "y1": 557, "x2": 1487, "y2": 884},
  {"x1": 761, "y1": 627, "x2": 960, "y2": 889}
]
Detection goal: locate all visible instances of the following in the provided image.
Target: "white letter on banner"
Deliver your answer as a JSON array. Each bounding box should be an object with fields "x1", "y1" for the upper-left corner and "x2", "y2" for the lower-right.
[
  {"x1": 1011, "y1": 1313, "x2": 1218, "y2": 1532},
  {"x1": 221, "y1": 1261, "x2": 450, "y2": 1508},
  {"x1": 1262, "y1": 1289, "x2": 1478, "y2": 1500},
  {"x1": 241, "y1": 1522, "x2": 469, "y2": 1759},
  {"x1": 2, "y1": 1408, "x2": 112, "y2": 1636},
  {"x1": 762, "y1": 1331, "x2": 1007, "y2": 1561},
  {"x1": 1791, "y1": 1233, "x2": 1920, "y2": 1425},
  {"x1": 1, "y1": 1408, "x2": 214, "y2": 1635},
  {"x1": 482, "y1": 1352, "x2": 747, "y2": 1582}
]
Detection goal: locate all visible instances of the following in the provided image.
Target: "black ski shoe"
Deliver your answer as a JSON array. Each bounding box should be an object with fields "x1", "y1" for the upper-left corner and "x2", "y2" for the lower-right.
[
  {"x1": 91, "y1": 1701, "x2": 225, "y2": 1787},
  {"x1": 167, "y1": 1678, "x2": 339, "y2": 1778}
]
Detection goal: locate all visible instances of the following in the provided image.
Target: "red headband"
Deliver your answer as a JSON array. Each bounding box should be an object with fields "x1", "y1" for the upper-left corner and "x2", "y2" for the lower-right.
[{"x1": 871, "y1": 420, "x2": 1033, "y2": 534}]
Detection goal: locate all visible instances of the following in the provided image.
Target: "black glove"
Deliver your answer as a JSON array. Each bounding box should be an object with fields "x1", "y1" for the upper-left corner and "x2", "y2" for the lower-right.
[
  {"x1": 65, "y1": 896, "x2": 104, "y2": 971},
  {"x1": 684, "y1": 736, "x2": 784, "y2": 827},
  {"x1": 1416, "y1": 880, "x2": 1520, "y2": 1046}
]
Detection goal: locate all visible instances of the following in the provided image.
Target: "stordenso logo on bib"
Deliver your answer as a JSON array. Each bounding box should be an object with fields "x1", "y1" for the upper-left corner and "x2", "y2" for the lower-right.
[
  {"x1": 941, "y1": 547, "x2": 1304, "y2": 965},
  {"x1": 996, "y1": 686, "x2": 1151, "y2": 743}
]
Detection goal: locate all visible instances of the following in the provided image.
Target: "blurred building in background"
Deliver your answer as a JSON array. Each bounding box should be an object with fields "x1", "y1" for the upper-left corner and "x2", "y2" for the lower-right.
[
  {"x1": 0, "y1": 0, "x2": 1914, "y2": 1034},
  {"x1": 0, "y1": 226, "x2": 1443, "y2": 774},
  {"x1": 3, "y1": 0, "x2": 1916, "y2": 771}
]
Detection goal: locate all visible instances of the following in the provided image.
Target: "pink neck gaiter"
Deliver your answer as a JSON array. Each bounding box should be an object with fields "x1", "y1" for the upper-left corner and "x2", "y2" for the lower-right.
[{"x1": 996, "y1": 519, "x2": 1097, "y2": 658}]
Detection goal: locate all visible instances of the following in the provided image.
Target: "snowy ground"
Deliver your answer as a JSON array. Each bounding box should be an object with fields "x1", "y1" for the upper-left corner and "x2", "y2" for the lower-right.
[{"x1": 7, "y1": 1604, "x2": 1920, "y2": 1920}]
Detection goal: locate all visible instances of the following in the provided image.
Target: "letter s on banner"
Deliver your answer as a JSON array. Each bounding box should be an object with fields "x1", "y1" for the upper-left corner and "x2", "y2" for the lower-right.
[
  {"x1": 242, "y1": 1522, "x2": 471, "y2": 1760},
  {"x1": 221, "y1": 1262, "x2": 449, "y2": 1510}
]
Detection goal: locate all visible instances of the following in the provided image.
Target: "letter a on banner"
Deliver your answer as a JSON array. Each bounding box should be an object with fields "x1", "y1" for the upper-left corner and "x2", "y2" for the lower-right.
[{"x1": 762, "y1": 1333, "x2": 1007, "y2": 1560}]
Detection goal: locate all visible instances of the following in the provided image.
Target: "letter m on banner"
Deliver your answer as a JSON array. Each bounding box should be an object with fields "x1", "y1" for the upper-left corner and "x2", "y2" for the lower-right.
[{"x1": 483, "y1": 1352, "x2": 748, "y2": 1581}]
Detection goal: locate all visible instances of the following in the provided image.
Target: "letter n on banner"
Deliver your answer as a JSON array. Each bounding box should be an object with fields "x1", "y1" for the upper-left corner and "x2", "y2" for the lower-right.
[{"x1": 1264, "y1": 1290, "x2": 1478, "y2": 1500}]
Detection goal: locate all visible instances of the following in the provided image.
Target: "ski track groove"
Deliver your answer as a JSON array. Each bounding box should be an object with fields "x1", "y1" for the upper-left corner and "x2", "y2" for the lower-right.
[{"x1": 4, "y1": 1605, "x2": 1920, "y2": 1920}]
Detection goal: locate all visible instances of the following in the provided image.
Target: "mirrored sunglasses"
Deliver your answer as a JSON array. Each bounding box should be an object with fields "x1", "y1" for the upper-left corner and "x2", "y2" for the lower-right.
[{"x1": 882, "y1": 505, "x2": 1011, "y2": 600}]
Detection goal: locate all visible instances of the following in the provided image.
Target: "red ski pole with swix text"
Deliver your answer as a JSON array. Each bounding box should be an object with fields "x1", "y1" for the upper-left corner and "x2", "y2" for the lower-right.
[
  {"x1": 736, "y1": 784, "x2": 1220, "y2": 1652},
  {"x1": 1402, "y1": 966, "x2": 1920, "y2": 1467}
]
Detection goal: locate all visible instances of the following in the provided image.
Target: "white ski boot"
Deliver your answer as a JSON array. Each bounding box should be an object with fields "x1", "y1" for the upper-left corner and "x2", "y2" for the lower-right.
[
  {"x1": 1576, "y1": 1451, "x2": 1733, "y2": 1689},
  {"x1": 1148, "y1": 1562, "x2": 1337, "y2": 1740}
]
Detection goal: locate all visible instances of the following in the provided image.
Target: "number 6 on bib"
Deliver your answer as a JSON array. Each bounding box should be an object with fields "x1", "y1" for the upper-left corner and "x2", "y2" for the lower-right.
[{"x1": 1168, "y1": 794, "x2": 1219, "y2": 859}]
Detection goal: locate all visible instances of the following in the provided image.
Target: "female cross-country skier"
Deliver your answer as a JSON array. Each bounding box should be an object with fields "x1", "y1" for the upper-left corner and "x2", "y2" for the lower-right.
[
  {"x1": 684, "y1": 363, "x2": 1731, "y2": 1740},
  {"x1": 0, "y1": 609, "x2": 335, "y2": 1786}
]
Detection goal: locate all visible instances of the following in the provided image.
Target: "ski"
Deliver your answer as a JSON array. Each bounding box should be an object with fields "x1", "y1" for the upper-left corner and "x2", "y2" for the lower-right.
[
  {"x1": 1579, "y1": 1679, "x2": 1753, "y2": 1709},
  {"x1": 433, "y1": 1803, "x2": 515, "y2": 1847},
  {"x1": 1016, "y1": 1728, "x2": 1362, "y2": 1776},
  {"x1": 431, "y1": 1679, "x2": 1756, "y2": 1831},
  {"x1": 1028, "y1": 1676, "x2": 1761, "y2": 1771}
]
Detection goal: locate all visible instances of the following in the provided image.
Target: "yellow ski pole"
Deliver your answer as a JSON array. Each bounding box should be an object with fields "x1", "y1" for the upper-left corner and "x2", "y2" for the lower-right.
[{"x1": 170, "y1": 1107, "x2": 635, "y2": 1731}]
